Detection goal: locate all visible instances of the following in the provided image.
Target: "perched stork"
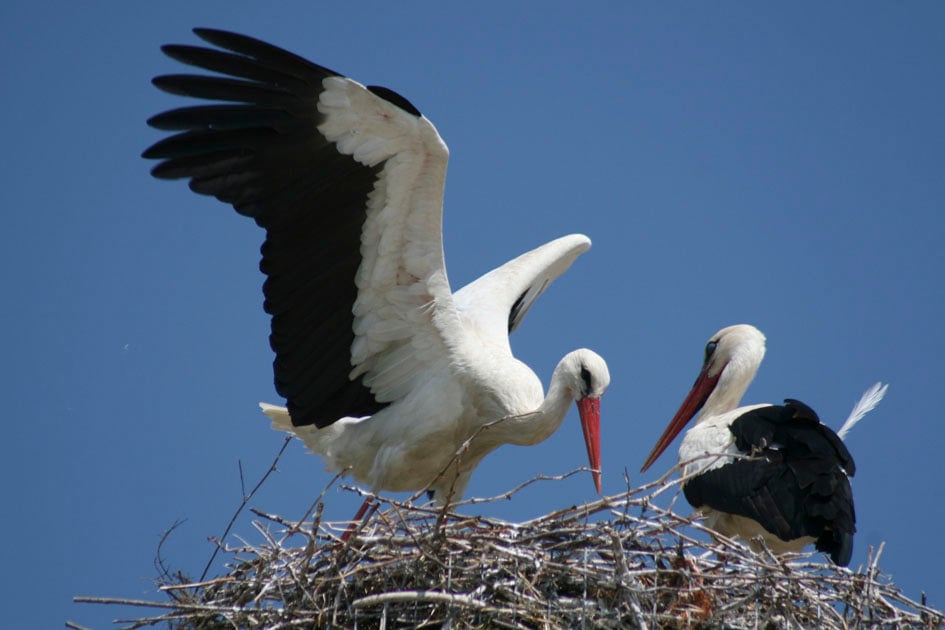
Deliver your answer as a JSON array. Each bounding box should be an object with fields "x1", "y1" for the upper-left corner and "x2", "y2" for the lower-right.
[
  {"x1": 640, "y1": 324, "x2": 882, "y2": 566},
  {"x1": 143, "y1": 29, "x2": 610, "y2": 511}
]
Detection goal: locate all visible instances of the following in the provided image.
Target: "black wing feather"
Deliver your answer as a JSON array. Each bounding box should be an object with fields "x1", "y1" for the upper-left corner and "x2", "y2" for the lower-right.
[
  {"x1": 147, "y1": 105, "x2": 291, "y2": 131},
  {"x1": 684, "y1": 400, "x2": 856, "y2": 565},
  {"x1": 143, "y1": 28, "x2": 408, "y2": 427}
]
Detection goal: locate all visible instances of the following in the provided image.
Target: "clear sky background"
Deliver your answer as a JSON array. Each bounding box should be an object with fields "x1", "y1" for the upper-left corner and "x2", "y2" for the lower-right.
[{"x1": 2, "y1": 3, "x2": 943, "y2": 627}]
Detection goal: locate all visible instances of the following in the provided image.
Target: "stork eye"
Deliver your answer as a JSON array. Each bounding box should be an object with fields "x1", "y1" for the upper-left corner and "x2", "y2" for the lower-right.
[
  {"x1": 580, "y1": 365, "x2": 593, "y2": 395},
  {"x1": 704, "y1": 341, "x2": 718, "y2": 363}
]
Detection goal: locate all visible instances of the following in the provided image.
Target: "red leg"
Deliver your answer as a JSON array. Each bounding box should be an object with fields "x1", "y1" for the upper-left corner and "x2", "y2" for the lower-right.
[{"x1": 340, "y1": 497, "x2": 376, "y2": 542}]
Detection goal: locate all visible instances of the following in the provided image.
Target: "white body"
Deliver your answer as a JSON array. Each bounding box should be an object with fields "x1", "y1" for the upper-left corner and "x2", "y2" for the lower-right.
[{"x1": 262, "y1": 343, "x2": 605, "y2": 501}]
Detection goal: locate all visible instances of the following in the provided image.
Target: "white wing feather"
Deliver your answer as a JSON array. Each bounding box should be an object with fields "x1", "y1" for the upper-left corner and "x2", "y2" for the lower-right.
[
  {"x1": 317, "y1": 76, "x2": 454, "y2": 404},
  {"x1": 313, "y1": 79, "x2": 592, "y2": 411},
  {"x1": 452, "y1": 234, "x2": 591, "y2": 354}
]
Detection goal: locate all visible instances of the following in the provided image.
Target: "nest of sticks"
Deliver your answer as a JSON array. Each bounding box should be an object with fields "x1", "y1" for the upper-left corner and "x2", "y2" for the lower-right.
[{"x1": 75, "y1": 451, "x2": 943, "y2": 630}]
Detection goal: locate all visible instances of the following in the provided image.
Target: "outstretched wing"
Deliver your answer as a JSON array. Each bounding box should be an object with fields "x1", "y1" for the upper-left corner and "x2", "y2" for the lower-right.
[
  {"x1": 452, "y1": 234, "x2": 591, "y2": 354},
  {"x1": 143, "y1": 29, "x2": 453, "y2": 427}
]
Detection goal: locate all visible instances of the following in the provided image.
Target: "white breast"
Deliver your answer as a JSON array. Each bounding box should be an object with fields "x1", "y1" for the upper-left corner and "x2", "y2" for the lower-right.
[{"x1": 678, "y1": 404, "x2": 770, "y2": 477}]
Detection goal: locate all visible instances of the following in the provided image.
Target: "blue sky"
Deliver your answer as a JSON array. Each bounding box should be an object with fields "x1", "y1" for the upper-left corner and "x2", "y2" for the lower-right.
[{"x1": 2, "y1": 3, "x2": 943, "y2": 627}]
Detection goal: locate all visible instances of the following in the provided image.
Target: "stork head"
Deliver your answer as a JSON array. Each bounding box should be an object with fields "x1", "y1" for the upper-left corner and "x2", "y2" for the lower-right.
[
  {"x1": 640, "y1": 324, "x2": 766, "y2": 472},
  {"x1": 563, "y1": 349, "x2": 610, "y2": 494}
]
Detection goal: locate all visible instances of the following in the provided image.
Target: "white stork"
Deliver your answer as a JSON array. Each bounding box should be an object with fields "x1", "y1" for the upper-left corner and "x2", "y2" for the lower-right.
[
  {"x1": 143, "y1": 29, "x2": 610, "y2": 513},
  {"x1": 640, "y1": 324, "x2": 884, "y2": 566}
]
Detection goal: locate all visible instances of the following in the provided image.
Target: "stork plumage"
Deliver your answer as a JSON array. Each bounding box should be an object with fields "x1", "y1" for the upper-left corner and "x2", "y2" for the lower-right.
[
  {"x1": 143, "y1": 28, "x2": 609, "y2": 507},
  {"x1": 641, "y1": 324, "x2": 883, "y2": 566}
]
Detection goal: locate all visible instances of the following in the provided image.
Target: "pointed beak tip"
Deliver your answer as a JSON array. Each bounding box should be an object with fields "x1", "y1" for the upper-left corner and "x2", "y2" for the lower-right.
[
  {"x1": 639, "y1": 369, "x2": 719, "y2": 474},
  {"x1": 639, "y1": 452, "x2": 657, "y2": 474}
]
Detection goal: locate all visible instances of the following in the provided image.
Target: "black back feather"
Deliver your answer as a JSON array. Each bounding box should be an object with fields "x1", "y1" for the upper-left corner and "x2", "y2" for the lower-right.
[{"x1": 683, "y1": 400, "x2": 856, "y2": 565}]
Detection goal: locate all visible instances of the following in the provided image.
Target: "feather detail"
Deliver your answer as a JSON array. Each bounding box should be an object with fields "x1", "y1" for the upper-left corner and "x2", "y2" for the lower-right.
[{"x1": 837, "y1": 382, "x2": 888, "y2": 441}]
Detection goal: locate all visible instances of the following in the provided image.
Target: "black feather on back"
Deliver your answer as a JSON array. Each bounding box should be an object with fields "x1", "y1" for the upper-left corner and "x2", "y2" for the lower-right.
[{"x1": 683, "y1": 399, "x2": 856, "y2": 565}]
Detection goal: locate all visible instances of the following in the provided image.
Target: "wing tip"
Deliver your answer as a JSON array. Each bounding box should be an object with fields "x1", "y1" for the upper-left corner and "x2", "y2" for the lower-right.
[{"x1": 563, "y1": 232, "x2": 592, "y2": 250}]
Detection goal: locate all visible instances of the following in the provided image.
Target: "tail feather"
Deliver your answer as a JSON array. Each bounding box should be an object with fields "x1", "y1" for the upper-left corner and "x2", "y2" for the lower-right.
[
  {"x1": 817, "y1": 528, "x2": 854, "y2": 567},
  {"x1": 260, "y1": 402, "x2": 293, "y2": 431},
  {"x1": 259, "y1": 402, "x2": 342, "y2": 466},
  {"x1": 837, "y1": 382, "x2": 888, "y2": 441}
]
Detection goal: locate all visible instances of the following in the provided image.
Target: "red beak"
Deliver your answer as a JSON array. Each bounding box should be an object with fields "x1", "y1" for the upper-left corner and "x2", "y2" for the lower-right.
[
  {"x1": 640, "y1": 366, "x2": 721, "y2": 473},
  {"x1": 577, "y1": 396, "x2": 602, "y2": 493}
]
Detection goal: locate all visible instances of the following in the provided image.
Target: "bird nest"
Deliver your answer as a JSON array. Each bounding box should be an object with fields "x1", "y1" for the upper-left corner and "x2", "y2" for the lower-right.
[{"x1": 75, "y1": 460, "x2": 943, "y2": 630}]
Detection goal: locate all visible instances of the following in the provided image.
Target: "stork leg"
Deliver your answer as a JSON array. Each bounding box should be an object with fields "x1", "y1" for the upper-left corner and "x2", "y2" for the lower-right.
[{"x1": 340, "y1": 498, "x2": 377, "y2": 542}]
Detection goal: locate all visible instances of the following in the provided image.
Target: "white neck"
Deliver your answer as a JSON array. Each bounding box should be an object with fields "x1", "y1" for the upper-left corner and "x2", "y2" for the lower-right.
[
  {"x1": 697, "y1": 343, "x2": 764, "y2": 423},
  {"x1": 494, "y1": 359, "x2": 576, "y2": 446},
  {"x1": 477, "y1": 348, "x2": 608, "y2": 448}
]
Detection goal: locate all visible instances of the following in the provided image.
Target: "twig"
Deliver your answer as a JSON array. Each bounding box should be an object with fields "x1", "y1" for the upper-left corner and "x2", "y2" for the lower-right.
[
  {"x1": 352, "y1": 590, "x2": 493, "y2": 610},
  {"x1": 199, "y1": 435, "x2": 291, "y2": 582}
]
